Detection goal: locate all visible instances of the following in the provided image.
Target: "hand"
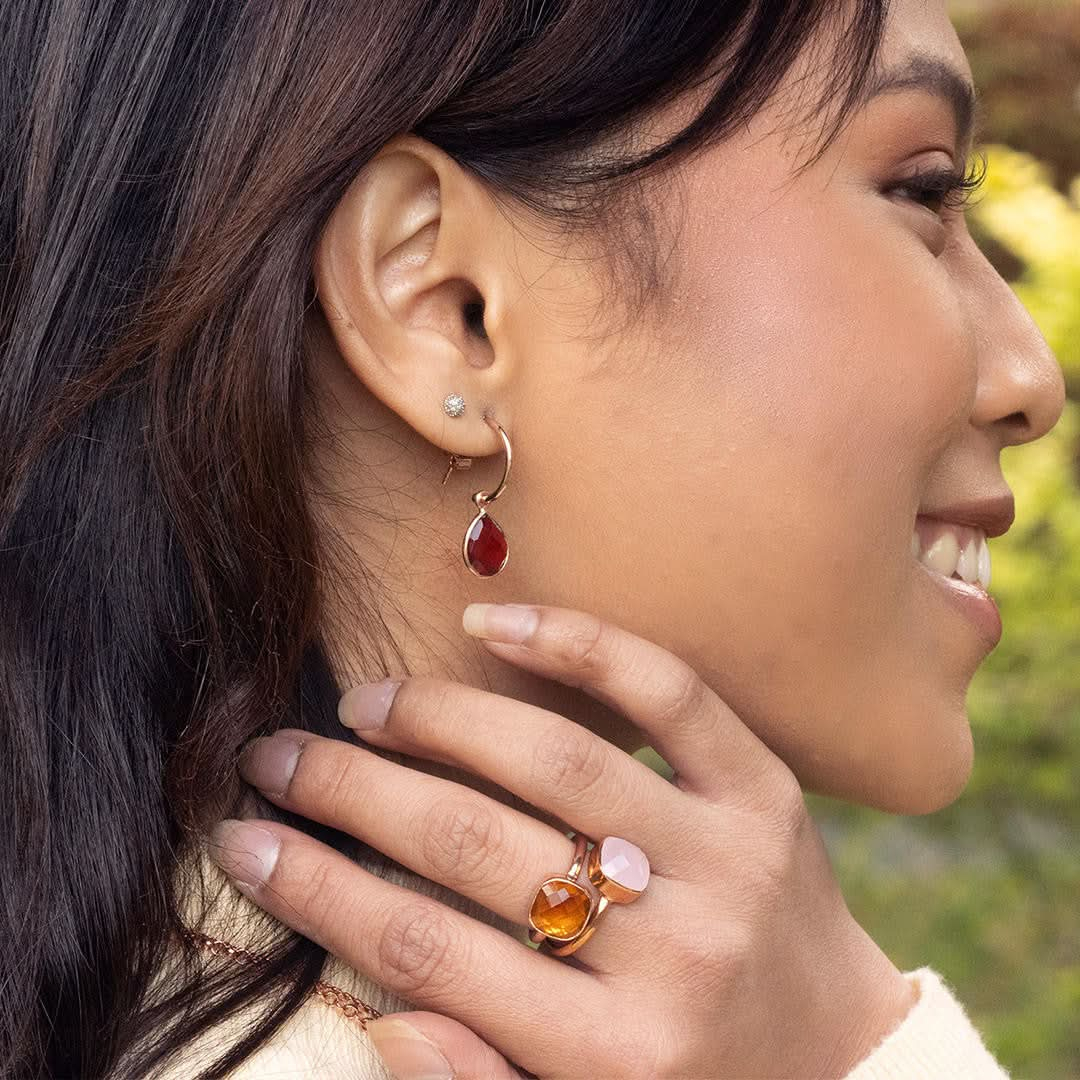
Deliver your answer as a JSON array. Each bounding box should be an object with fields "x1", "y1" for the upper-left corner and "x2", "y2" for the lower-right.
[{"x1": 208, "y1": 603, "x2": 917, "y2": 1079}]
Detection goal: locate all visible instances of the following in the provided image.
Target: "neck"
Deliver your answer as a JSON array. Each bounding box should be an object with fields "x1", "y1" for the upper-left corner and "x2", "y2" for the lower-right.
[{"x1": 290, "y1": 338, "x2": 642, "y2": 975}]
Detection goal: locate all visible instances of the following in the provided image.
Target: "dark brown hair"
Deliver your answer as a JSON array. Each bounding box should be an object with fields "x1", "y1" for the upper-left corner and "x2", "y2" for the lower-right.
[{"x1": 0, "y1": 2, "x2": 890, "y2": 1076}]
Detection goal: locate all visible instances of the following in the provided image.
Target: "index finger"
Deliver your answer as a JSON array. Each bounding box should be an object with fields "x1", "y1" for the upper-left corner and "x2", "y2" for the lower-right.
[{"x1": 371, "y1": 602, "x2": 780, "y2": 803}]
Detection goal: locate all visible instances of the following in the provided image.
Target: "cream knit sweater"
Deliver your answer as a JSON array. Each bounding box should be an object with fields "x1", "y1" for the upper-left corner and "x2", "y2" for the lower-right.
[{"x1": 133, "y1": 850, "x2": 1012, "y2": 1079}]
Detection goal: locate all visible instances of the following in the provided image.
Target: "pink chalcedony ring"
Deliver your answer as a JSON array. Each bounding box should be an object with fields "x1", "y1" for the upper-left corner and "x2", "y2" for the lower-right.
[{"x1": 586, "y1": 835, "x2": 651, "y2": 904}]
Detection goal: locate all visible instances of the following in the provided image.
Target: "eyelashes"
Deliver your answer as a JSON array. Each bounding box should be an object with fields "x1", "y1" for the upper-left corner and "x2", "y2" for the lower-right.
[{"x1": 891, "y1": 149, "x2": 989, "y2": 216}]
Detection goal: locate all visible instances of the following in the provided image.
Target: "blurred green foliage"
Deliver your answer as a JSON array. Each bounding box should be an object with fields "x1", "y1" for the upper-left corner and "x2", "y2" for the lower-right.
[{"x1": 637, "y1": 61, "x2": 1080, "y2": 1080}]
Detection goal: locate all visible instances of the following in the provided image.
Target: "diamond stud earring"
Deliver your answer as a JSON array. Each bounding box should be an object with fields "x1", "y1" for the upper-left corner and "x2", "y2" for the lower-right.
[{"x1": 443, "y1": 392, "x2": 466, "y2": 418}]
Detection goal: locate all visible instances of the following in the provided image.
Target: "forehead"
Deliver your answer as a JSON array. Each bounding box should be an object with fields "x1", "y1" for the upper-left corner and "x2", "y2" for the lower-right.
[
  {"x1": 863, "y1": 0, "x2": 977, "y2": 155},
  {"x1": 752, "y1": 0, "x2": 978, "y2": 165},
  {"x1": 877, "y1": 0, "x2": 972, "y2": 83}
]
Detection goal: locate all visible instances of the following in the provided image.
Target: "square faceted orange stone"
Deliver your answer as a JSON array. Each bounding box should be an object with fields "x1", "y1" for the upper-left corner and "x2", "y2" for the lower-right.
[{"x1": 529, "y1": 877, "x2": 593, "y2": 940}]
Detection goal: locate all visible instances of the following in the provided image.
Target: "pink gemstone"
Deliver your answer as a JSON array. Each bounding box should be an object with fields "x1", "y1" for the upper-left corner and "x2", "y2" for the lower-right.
[
  {"x1": 599, "y1": 837, "x2": 650, "y2": 892},
  {"x1": 465, "y1": 512, "x2": 508, "y2": 576}
]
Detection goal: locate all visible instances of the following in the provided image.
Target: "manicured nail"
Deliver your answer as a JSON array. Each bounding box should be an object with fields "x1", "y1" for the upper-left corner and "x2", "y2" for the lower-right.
[
  {"x1": 462, "y1": 602, "x2": 538, "y2": 644},
  {"x1": 207, "y1": 819, "x2": 280, "y2": 888},
  {"x1": 338, "y1": 678, "x2": 402, "y2": 730},
  {"x1": 238, "y1": 733, "x2": 303, "y2": 797},
  {"x1": 365, "y1": 1017, "x2": 453, "y2": 1080}
]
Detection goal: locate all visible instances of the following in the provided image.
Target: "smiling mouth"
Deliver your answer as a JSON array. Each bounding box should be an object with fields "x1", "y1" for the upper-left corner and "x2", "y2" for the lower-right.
[{"x1": 911, "y1": 516, "x2": 991, "y2": 591}]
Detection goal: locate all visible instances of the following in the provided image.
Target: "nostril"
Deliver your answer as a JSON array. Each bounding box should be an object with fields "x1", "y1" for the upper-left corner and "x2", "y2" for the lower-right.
[{"x1": 1001, "y1": 410, "x2": 1029, "y2": 433}]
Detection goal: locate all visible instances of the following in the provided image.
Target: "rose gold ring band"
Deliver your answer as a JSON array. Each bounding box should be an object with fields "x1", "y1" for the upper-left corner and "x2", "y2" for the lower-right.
[{"x1": 527, "y1": 831, "x2": 650, "y2": 957}]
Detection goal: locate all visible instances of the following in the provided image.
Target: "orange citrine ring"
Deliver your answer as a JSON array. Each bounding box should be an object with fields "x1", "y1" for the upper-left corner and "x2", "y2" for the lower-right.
[{"x1": 528, "y1": 832, "x2": 591, "y2": 945}]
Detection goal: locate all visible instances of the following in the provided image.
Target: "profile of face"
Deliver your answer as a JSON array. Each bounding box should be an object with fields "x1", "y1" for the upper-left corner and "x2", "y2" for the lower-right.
[{"x1": 305, "y1": 0, "x2": 1066, "y2": 817}]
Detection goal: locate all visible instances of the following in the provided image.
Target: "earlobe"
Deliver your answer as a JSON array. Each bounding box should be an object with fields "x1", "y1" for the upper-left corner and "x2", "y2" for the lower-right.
[{"x1": 310, "y1": 134, "x2": 513, "y2": 457}]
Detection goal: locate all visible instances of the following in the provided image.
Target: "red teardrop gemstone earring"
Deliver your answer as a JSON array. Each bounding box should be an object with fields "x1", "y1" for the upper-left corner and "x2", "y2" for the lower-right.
[{"x1": 441, "y1": 410, "x2": 512, "y2": 577}]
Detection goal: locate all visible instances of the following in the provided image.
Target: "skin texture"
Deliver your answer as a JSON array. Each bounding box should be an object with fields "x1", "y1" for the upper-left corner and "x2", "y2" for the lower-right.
[{"x1": 305, "y1": 0, "x2": 1065, "y2": 817}]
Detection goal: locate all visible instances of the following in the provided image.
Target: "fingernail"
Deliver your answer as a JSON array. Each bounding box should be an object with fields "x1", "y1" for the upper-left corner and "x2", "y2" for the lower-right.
[
  {"x1": 338, "y1": 678, "x2": 403, "y2": 730},
  {"x1": 207, "y1": 819, "x2": 280, "y2": 888},
  {"x1": 462, "y1": 602, "x2": 538, "y2": 644},
  {"x1": 238, "y1": 733, "x2": 303, "y2": 797},
  {"x1": 365, "y1": 1017, "x2": 453, "y2": 1080}
]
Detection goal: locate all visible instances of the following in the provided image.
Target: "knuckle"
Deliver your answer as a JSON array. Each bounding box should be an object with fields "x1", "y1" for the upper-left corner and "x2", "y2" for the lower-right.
[
  {"x1": 725, "y1": 919, "x2": 759, "y2": 978},
  {"x1": 318, "y1": 746, "x2": 368, "y2": 821},
  {"x1": 701, "y1": 919, "x2": 754, "y2": 989},
  {"x1": 762, "y1": 766, "x2": 807, "y2": 838},
  {"x1": 654, "y1": 1010, "x2": 733, "y2": 1079},
  {"x1": 651, "y1": 911, "x2": 748, "y2": 1002},
  {"x1": 733, "y1": 759, "x2": 805, "y2": 836},
  {"x1": 377, "y1": 902, "x2": 460, "y2": 1000},
  {"x1": 402, "y1": 677, "x2": 461, "y2": 743},
  {"x1": 760, "y1": 799, "x2": 812, "y2": 889},
  {"x1": 530, "y1": 723, "x2": 609, "y2": 803},
  {"x1": 290, "y1": 856, "x2": 349, "y2": 942},
  {"x1": 648, "y1": 661, "x2": 709, "y2": 728},
  {"x1": 750, "y1": 832, "x2": 800, "y2": 911},
  {"x1": 558, "y1": 613, "x2": 610, "y2": 680},
  {"x1": 652, "y1": 1019, "x2": 690, "y2": 1080},
  {"x1": 419, "y1": 794, "x2": 505, "y2": 888},
  {"x1": 668, "y1": 925, "x2": 723, "y2": 992}
]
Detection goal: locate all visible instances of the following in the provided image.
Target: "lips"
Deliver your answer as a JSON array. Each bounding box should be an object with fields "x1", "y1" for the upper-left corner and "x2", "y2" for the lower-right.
[
  {"x1": 909, "y1": 494, "x2": 1012, "y2": 648},
  {"x1": 916, "y1": 492, "x2": 1015, "y2": 540}
]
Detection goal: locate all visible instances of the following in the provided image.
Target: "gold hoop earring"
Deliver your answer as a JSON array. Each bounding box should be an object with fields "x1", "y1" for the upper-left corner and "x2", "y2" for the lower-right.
[{"x1": 441, "y1": 413, "x2": 511, "y2": 577}]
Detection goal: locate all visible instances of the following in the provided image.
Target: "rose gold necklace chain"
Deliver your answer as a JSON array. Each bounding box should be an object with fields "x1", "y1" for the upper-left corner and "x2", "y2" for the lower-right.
[{"x1": 178, "y1": 926, "x2": 384, "y2": 1031}]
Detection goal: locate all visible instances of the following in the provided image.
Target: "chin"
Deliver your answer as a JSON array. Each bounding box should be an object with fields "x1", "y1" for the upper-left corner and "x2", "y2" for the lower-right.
[
  {"x1": 801, "y1": 705, "x2": 976, "y2": 816},
  {"x1": 867, "y1": 762, "x2": 973, "y2": 815}
]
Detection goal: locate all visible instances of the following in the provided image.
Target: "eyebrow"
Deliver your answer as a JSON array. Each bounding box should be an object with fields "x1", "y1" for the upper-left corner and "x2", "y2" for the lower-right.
[{"x1": 862, "y1": 53, "x2": 981, "y2": 158}]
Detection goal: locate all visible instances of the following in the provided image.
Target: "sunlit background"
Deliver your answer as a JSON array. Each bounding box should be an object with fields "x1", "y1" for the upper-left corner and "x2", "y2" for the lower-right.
[{"x1": 638, "y1": 3, "x2": 1080, "y2": 1075}]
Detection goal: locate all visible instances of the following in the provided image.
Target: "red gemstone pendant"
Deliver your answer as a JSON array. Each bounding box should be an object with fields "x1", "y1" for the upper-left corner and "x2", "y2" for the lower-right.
[{"x1": 464, "y1": 510, "x2": 508, "y2": 576}]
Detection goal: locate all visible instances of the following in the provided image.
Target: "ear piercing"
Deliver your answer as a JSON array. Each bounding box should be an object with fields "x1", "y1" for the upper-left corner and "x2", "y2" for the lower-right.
[{"x1": 443, "y1": 392, "x2": 466, "y2": 418}]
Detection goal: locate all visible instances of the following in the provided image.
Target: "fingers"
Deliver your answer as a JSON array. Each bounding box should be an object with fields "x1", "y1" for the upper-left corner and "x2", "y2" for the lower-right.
[
  {"x1": 366, "y1": 1012, "x2": 526, "y2": 1080},
  {"x1": 238, "y1": 729, "x2": 664, "y2": 971},
  {"x1": 348, "y1": 602, "x2": 782, "y2": 804},
  {"x1": 238, "y1": 729, "x2": 578, "y2": 934},
  {"x1": 338, "y1": 676, "x2": 695, "y2": 871},
  {"x1": 207, "y1": 818, "x2": 601, "y2": 1078}
]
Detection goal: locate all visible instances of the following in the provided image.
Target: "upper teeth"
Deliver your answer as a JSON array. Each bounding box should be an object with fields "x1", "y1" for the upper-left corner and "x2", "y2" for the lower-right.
[{"x1": 911, "y1": 520, "x2": 991, "y2": 589}]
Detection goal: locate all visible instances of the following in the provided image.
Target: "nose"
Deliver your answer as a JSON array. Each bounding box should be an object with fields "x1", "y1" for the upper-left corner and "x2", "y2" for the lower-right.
[{"x1": 963, "y1": 238, "x2": 1067, "y2": 450}]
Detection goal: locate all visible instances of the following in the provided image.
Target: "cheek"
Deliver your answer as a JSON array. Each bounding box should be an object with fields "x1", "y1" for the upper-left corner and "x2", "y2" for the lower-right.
[
  {"x1": 513, "y1": 173, "x2": 979, "y2": 807},
  {"x1": 673, "y1": 194, "x2": 972, "y2": 557},
  {"x1": 589, "y1": 191, "x2": 977, "y2": 793}
]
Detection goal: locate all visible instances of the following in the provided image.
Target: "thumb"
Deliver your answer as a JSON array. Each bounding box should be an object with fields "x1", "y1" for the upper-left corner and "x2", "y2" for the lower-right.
[{"x1": 365, "y1": 1012, "x2": 528, "y2": 1080}]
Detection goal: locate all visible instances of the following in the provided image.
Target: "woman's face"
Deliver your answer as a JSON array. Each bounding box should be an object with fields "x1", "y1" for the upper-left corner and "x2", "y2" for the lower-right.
[{"x1": 309, "y1": 0, "x2": 1065, "y2": 815}]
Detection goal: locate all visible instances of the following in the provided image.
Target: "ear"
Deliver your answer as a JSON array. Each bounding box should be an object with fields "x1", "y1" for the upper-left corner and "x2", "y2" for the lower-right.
[{"x1": 311, "y1": 134, "x2": 518, "y2": 458}]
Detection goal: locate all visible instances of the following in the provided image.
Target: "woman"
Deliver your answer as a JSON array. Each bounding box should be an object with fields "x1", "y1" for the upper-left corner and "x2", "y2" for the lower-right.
[{"x1": 0, "y1": 0, "x2": 1064, "y2": 1075}]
